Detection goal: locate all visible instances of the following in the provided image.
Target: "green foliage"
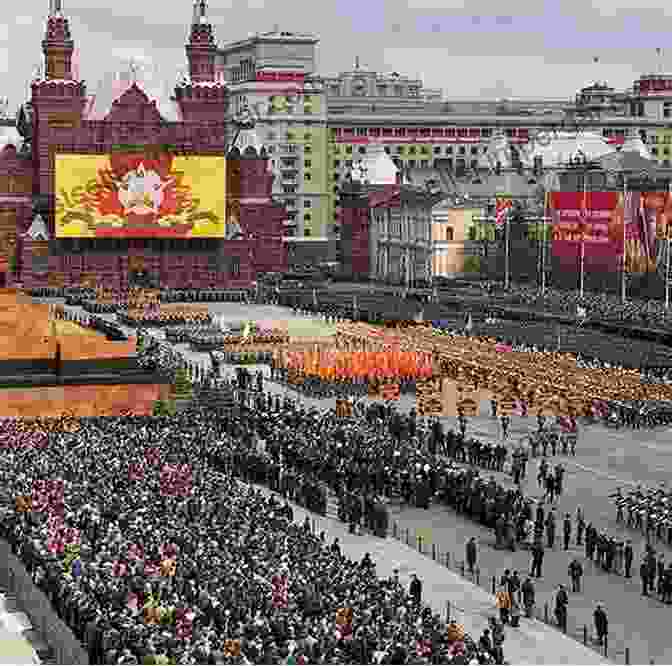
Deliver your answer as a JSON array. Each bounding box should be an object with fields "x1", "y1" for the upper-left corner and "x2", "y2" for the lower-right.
[
  {"x1": 463, "y1": 256, "x2": 481, "y2": 274},
  {"x1": 172, "y1": 365, "x2": 192, "y2": 400},
  {"x1": 152, "y1": 400, "x2": 170, "y2": 416}
]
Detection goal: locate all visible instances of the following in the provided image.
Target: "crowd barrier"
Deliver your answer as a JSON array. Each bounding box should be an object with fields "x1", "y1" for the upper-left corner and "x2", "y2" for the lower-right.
[{"x1": 0, "y1": 539, "x2": 89, "y2": 664}]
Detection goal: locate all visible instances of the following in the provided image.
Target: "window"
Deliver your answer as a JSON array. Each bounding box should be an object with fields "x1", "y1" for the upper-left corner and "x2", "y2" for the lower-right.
[
  {"x1": 304, "y1": 132, "x2": 312, "y2": 141},
  {"x1": 396, "y1": 146, "x2": 405, "y2": 154},
  {"x1": 333, "y1": 160, "x2": 340, "y2": 167},
  {"x1": 304, "y1": 213, "x2": 311, "y2": 221},
  {"x1": 409, "y1": 146, "x2": 417, "y2": 154},
  {"x1": 384, "y1": 147, "x2": 391, "y2": 154},
  {"x1": 421, "y1": 160, "x2": 429, "y2": 168},
  {"x1": 282, "y1": 185, "x2": 297, "y2": 193},
  {"x1": 346, "y1": 146, "x2": 352, "y2": 153},
  {"x1": 304, "y1": 173, "x2": 312, "y2": 181},
  {"x1": 651, "y1": 135, "x2": 659, "y2": 144},
  {"x1": 305, "y1": 146, "x2": 312, "y2": 154},
  {"x1": 304, "y1": 228, "x2": 312, "y2": 237},
  {"x1": 458, "y1": 146, "x2": 466, "y2": 155},
  {"x1": 471, "y1": 146, "x2": 478, "y2": 155},
  {"x1": 446, "y1": 146, "x2": 453, "y2": 154},
  {"x1": 482, "y1": 128, "x2": 492, "y2": 137},
  {"x1": 652, "y1": 147, "x2": 659, "y2": 156},
  {"x1": 470, "y1": 159, "x2": 479, "y2": 170},
  {"x1": 304, "y1": 200, "x2": 312, "y2": 208},
  {"x1": 358, "y1": 146, "x2": 366, "y2": 154},
  {"x1": 665, "y1": 135, "x2": 672, "y2": 144},
  {"x1": 434, "y1": 147, "x2": 441, "y2": 154},
  {"x1": 304, "y1": 160, "x2": 312, "y2": 168},
  {"x1": 395, "y1": 128, "x2": 406, "y2": 137},
  {"x1": 357, "y1": 128, "x2": 367, "y2": 136},
  {"x1": 665, "y1": 148, "x2": 671, "y2": 156},
  {"x1": 230, "y1": 256, "x2": 240, "y2": 278},
  {"x1": 420, "y1": 146, "x2": 429, "y2": 154},
  {"x1": 345, "y1": 160, "x2": 353, "y2": 167}
]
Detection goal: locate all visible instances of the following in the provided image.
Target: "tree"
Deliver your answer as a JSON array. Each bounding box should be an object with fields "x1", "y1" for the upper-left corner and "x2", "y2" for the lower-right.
[{"x1": 172, "y1": 365, "x2": 192, "y2": 401}]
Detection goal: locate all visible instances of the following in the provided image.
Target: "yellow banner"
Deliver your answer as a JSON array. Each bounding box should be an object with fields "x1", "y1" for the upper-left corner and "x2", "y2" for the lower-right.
[{"x1": 55, "y1": 152, "x2": 227, "y2": 238}]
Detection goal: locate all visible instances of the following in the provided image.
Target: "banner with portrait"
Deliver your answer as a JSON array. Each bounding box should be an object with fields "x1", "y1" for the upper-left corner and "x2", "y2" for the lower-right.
[{"x1": 549, "y1": 190, "x2": 672, "y2": 274}]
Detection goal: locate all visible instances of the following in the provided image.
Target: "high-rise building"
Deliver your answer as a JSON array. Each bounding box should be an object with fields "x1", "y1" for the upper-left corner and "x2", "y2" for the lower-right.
[{"x1": 218, "y1": 29, "x2": 672, "y2": 267}]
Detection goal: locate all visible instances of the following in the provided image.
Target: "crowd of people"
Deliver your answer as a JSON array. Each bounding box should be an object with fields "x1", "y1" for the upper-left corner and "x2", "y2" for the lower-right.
[
  {"x1": 0, "y1": 406, "x2": 505, "y2": 666},
  {"x1": 473, "y1": 282, "x2": 672, "y2": 329},
  {"x1": 119, "y1": 310, "x2": 212, "y2": 328}
]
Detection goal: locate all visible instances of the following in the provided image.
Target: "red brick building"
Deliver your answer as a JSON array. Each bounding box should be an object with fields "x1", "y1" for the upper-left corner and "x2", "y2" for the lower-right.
[{"x1": 0, "y1": 1, "x2": 287, "y2": 289}]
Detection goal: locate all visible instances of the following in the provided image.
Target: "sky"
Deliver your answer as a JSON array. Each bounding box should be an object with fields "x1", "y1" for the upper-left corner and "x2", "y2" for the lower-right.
[{"x1": 0, "y1": 0, "x2": 669, "y2": 115}]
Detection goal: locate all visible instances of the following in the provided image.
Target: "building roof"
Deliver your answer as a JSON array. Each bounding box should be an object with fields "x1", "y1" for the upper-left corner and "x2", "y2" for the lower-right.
[
  {"x1": 0, "y1": 126, "x2": 23, "y2": 151},
  {"x1": 24, "y1": 214, "x2": 49, "y2": 241},
  {"x1": 351, "y1": 144, "x2": 398, "y2": 185},
  {"x1": 84, "y1": 68, "x2": 181, "y2": 122},
  {"x1": 403, "y1": 166, "x2": 538, "y2": 200},
  {"x1": 521, "y1": 131, "x2": 614, "y2": 167},
  {"x1": 597, "y1": 150, "x2": 658, "y2": 174}
]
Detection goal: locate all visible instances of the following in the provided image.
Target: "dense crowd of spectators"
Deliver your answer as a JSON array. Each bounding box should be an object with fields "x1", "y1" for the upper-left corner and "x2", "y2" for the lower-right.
[
  {"x1": 0, "y1": 406, "x2": 500, "y2": 666},
  {"x1": 474, "y1": 283, "x2": 672, "y2": 328}
]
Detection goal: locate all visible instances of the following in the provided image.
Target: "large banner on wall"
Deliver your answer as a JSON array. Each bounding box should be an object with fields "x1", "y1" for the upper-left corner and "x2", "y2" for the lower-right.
[
  {"x1": 549, "y1": 190, "x2": 672, "y2": 274},
  {"x1": 55, "y1": 152, "x2": 227, "y2": 238}
]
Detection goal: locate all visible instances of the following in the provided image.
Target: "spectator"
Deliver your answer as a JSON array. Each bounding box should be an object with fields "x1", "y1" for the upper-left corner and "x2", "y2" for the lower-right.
[
  {"x1": 409, "y1": 573, "x2": 422, "y2": 606},
  {"x1": 495, "y1": 586, "x2": 511, "y2": 625},
  {"x1": 466, "y1": 536, "x2": 478, "y2": 575},
  {"x1": 521, "y1": 577, "x2": 535, "y2": 618},
  {"x1": 554, "y1": 585, "x2": 569, "y2": 633},
  {"x1": 568, "y1": 558, "x2": 583, "y2": 593},
  {"x1": 593, "y1": 604, "x2": 608, "y2": 646}
]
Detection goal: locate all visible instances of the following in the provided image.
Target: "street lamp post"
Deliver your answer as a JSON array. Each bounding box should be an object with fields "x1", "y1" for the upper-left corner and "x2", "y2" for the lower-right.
[
  {"x1": 473, "y1": 211, "x2": 510, "y2": 289},
  {"x1": 666, "y1": 236, "x2": 671, "y2": 311},
  {"x1": 620, "y1": 173, "x2": 627, "y2": 305}
]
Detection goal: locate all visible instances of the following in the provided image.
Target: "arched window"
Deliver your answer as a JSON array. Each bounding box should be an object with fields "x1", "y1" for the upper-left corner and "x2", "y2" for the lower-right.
[{"x1": 446, "y1": 226, "x2": 454, "y2": 241}]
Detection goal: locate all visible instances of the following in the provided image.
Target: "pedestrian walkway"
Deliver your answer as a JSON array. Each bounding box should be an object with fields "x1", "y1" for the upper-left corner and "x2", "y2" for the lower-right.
[
  {"x1": 252, "y1": 483, "x2": 611, "y2": 665},
  {"x1": 0, "y1": 593, "x2": 40, "y2": 664}
]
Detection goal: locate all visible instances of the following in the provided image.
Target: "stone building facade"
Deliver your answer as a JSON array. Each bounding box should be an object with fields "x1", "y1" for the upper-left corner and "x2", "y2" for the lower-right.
[{"x1": 0, "y1": 1, "x2": 287, "y2": 289}]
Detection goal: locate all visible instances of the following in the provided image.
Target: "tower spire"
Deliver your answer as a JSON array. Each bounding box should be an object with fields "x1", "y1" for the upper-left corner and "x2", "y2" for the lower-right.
[
  {"x1": 186, "y1": 0, "x2": 216, "y2": 82},
  {"x1": 43, "y1": 0, "x2": 74, "y2": 79},
  {"x1": 192, "y1": 0, "x2": 207, "y2": 25}
]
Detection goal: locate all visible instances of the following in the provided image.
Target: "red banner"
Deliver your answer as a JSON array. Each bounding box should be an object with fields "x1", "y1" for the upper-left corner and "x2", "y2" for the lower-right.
[
  {"x1": 549, "y1": 191, "x2": 621, "y2": 272},
  {"x1": 551, "y1": 190, "x2": 672, "y2": 274},
  {"x1": 495, "y1": 196, "x2": 513, "y2": 227}
]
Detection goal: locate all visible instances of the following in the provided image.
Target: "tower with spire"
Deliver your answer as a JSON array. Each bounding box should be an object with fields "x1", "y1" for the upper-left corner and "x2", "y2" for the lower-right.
[
  {"x1": 42, "y1": 0, "x2": 74, "y2": 80},
  {"x1": 186, "y1": 0, "x2": 217, "y2": 83},
  {"x1": 175, "y1": 0, "x2": 227, "y2": 123},
  {"x1": 31, "y1": 0, "x2": 87, "y2": 228}
]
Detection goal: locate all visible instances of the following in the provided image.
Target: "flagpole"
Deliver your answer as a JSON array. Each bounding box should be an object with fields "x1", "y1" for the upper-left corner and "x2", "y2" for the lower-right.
[
  {"x1": 620, "y1": 175, "x2": 627, "y2": 304},
  {"x1": 579, "y1": 172, "x2": 586, "y2": 300},
  {"x1": 666, "y1": 235, "x2": 671, "y2": 311},
  {"x1": 505, "y1": 207, "x2": 511, "y2": 291}
]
